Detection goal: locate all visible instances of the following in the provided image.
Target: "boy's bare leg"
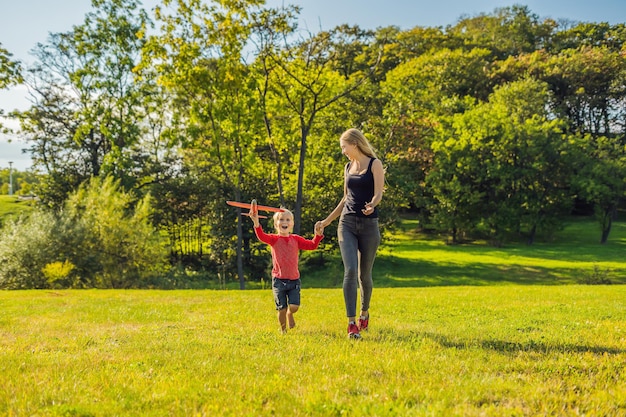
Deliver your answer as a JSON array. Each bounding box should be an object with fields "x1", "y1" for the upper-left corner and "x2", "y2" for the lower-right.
[
  {"x1": 278, "y1": 308, "x2": 288, "y2": 333},
  {"x1": 287, "y1": 304, "x2": 299, "y2": 328}
]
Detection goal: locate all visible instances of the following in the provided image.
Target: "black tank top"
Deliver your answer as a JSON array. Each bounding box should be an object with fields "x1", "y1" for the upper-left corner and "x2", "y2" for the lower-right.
[{"x1": 342, "y1": 157, "x2": 378, "y2": 218}]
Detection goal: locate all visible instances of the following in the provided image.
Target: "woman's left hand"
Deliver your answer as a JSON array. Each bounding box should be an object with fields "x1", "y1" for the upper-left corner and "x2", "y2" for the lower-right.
[{"x1": 362, "y1": 203, "x2": 374, "y2": 216}]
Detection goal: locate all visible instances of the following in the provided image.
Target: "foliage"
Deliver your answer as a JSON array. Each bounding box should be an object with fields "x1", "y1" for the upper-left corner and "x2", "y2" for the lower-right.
[
  {"x1": 15, "y1": 0, "x2": 153, "y2": 207},
  {"x1": 42, "y1": 260, "x2": 76, "y2": 288},
  {"x1": 6, "y1": 1, "x2": 626, "y2": 273},
  {"x1": 428, "y1": 78, "x2": 575, "y2": 244},
  {"x1": 572, "y1": 134, "x2": 626, "y2": 243},
  {"x1": 64, "y1": 176, "x2": 169, "y2": 287},
  {"x1": 0, "y1": 42, "x2": 22, "y2": 133},
  {"x1": 0, "y1": 167, "x2": 40, "y2": 195},
  {"x1": 0, "y1": 210, "x2": 59, "y2": 289},
  {"x1": 0, "y1": 176, "x2": 168, "y2": 289}
]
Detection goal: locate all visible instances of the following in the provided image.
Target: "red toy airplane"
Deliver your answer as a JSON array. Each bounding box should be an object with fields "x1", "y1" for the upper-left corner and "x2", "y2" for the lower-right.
[{"x1": 226, "y1": 200, "x2": 284, "y2": 219}]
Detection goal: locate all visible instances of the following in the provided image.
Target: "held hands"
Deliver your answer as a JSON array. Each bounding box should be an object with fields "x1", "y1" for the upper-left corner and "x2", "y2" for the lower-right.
[{"x1": 314, "y1": 221, "x2": 325, "y2": 236}]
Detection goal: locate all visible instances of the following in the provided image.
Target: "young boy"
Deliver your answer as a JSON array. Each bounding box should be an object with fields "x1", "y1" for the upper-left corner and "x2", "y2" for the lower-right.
[{"x1": 248, "y1": 200, "x2": 324, "y2": 333}]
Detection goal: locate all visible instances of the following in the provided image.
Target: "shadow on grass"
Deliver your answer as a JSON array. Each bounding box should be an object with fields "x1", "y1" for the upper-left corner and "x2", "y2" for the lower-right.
[
  {"x1": 303, "y1": 252, "x2": 626, "y2": 288},
  {"x1": 384, "y1": 236, "x2": 626, "y2": 263},
  {"x1": 374, "y1": 255, "x2": 580, "y2": 287},
  {"x1": 374, "y1": 329, "x2": 626, "y2": 356},
  {"x1": 301, "y1": 218, "x2": 626, "y2": 289}
]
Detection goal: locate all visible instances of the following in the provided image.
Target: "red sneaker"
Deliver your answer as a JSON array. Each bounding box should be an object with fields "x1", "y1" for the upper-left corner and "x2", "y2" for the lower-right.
[
  {"x1": 348, "y1": 322, "x2": 361, "y2": 339},
  {"x1": 358, "y1": 315, "x2": 369, "y2": 331}
]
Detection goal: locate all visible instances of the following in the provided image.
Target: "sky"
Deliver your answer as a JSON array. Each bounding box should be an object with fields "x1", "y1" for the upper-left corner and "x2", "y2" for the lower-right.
[{"x1": 1, "y1": 0, "x2": 625, "y2": 170}]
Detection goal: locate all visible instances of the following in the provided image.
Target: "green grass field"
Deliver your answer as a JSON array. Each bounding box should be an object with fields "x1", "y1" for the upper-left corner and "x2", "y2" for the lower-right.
[
  {"x1": 1, "y1": 287, "x2": 625, "y2": 416},
  {"x1": 0, "y1": 194, "x2": 35, "y2": 226},
  {"x1": 300, "y1": 216, "x2": 626, "y2": 289},
  {"x1": 1, "y1": 208, "x2": 626, "y2": 415}
]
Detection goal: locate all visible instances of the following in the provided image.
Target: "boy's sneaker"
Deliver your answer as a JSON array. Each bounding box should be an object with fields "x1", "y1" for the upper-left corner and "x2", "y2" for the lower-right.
[
  {"x1": 348, "y1": 322, "x2": 361, "y2": 339},
  {"x1": 358, "y1": 315, "x2": 369, "y2": 331}
]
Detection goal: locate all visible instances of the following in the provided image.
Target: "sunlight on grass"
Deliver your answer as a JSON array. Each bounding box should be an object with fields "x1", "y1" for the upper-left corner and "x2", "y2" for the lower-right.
[
  {"x1": 375, "y1": 217, "x2": 626, "y2": 287},
  {"x1": 1, "y1": 288, "x2": 625, "y2": 416}
]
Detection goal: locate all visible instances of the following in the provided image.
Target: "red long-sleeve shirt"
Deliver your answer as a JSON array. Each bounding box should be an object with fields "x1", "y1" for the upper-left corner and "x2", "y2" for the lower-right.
[{"x1": 254, "y1": 225, "x2": 323, "y2": 279}]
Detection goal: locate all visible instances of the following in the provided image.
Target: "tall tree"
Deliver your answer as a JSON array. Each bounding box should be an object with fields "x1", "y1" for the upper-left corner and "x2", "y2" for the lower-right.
[
  {"x1": 15, "y1": 0, "x2": 153, "y2": 206},
  {"x1": 429, "y1": 78, "x2": 574, "y2": 245},
  {"x1": 573, "y1": 134, "x2": 626, "y2": 244},
  {"x1": 0, "y1": 43, "x2": 22, "y2": 133},
  {"x1": 448, "y1": 5, "x2": 555, "y2": 58},
  {"x1": 144, "y1": 0, "x2": 265, "y2": 288},
  {"x1": 257, "y1": 25, "x2": 381, "y2": 233}
]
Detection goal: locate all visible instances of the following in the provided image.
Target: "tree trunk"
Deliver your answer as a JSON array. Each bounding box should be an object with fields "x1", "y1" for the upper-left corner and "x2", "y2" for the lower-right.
[
  {"x1": 294, "y1": 116, "x2": 310, "y2": 235},
  {"x1": 527, "y1": 224, "x2": 536, "y2": 245},
  {"x1": 600, "y1": 207, "x2": 615, "y2": 244}
]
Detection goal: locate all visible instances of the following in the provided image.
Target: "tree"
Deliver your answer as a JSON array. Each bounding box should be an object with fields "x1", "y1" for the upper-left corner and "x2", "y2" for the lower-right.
[
  {"x1": 255, "y1": 24, "x2": 382, "y2": 233},
  {"x1": 428, "y1": 78, "x2": 574, "y2": 245},
  {"x1": 491, "y1": 44, "x2": 626, "y2": 138},
  {"x1": 448, "y1": 5, "x2": 556, "y2": 58},
  {"x1": 379, "y1": 47, "x2": 494, "y2": 220},
  {"x1": 0, "y1": 42, "x2": 22, "y2": 133},
  {"x1": 15, "y1": 0, "x2": 153, "y2": 206},
  {"x1": 143, "y1": 0, "x2": 266, "y2": 289},
  {"x1": 64, "y1": 176, "x2": 168, "y2": 287},
  {"x1": 573, "y1": 135, "x2": 626, "y2": 244}
]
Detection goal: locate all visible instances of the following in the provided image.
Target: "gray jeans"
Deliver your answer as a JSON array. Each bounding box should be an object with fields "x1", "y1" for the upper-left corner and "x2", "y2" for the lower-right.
[{"x1": 338, "y1": 215, "x2": 381, "y2": 318}]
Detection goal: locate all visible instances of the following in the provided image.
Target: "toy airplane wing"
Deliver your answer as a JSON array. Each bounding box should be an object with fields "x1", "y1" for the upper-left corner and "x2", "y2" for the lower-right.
[{"x1": 226, "y1": 201, "x2": 284, "y2": 213}]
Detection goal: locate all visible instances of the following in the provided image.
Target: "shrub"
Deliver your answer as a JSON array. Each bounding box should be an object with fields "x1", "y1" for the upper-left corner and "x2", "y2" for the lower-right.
[
  {"x1": 579, "y1": 264, "x2": 612, "y2": 285},
  {"x1": 0, "y1": 176, "x2": 169, "y2": 289}
]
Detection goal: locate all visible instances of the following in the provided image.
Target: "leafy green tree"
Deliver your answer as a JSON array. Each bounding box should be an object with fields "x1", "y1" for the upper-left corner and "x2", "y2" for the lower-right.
[
  {"x1": 15, "y1": 0, "x2": 153, "y2": 206},
  {"x1": 533, "y1": 47, "x2": 624, "y2": 136},
  {"x1": 573, "y1": 135, "x2": 626, "y2": 243},
  {"x1": 144, "y1": 0, "x2": 266, "y2": 288},
  {"x1": 0, "y1": 42, "x2": 22, "y2": 133},
  {"x1": 429, "y1": 78, "x2": 574, "y2": 245},
  {"x1": 448, "y1": 5, "x2": 555, "y2": 58},
  {"x1": 492, "y1": 45, "x2": 626, "y2": 138},
  {"x1": 64, "y1": 176, "x2": 168, "y2": 287},
  {"x1": 379, "y1": 47, "x2": 494, "y2": 221},
  {"x1": 546, "y1": 22, "x2": 626, "y2": 53},
  {"x1": 255, "y1": 25, "x2": 380, "y2": 233}
]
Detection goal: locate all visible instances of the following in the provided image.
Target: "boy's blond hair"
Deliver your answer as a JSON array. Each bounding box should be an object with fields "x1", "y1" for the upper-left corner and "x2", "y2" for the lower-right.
[{"x1": 273, "y1": 208, "x2": 293, "y2": 232}]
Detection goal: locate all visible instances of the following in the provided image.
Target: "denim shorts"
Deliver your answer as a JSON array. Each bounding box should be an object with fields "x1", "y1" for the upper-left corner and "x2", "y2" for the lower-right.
[{"x1": 272, "y1": 278, "x2": 301, "y2": 310}]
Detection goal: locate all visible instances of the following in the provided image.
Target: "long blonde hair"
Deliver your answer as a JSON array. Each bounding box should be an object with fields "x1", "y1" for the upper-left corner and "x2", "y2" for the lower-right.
[{"x1": 340, "y1": 128, "x2": 377, "y2": 159}]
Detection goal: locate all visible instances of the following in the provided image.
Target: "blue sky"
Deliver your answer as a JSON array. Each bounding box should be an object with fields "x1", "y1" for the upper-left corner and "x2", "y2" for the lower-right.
[{"x1": 1, "y1": 0, "x2": 625, "y2": 170}]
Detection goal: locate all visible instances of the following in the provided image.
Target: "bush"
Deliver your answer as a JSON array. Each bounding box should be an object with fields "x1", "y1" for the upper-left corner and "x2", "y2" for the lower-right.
[
  {"x1": 0, "y1": 211, "x2": 58, "y2": 289},
  {"x1": 579, "y1": 264, "x2": 612, "y2": 285},
  {"x1": 0, "y1": 176, "x2": 169, "y2": 289}
]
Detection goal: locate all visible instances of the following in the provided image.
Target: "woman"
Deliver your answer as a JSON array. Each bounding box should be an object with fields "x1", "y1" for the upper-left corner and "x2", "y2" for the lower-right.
[{"x1": 317, "y1": 128, "x2": 384, "y2": 339}]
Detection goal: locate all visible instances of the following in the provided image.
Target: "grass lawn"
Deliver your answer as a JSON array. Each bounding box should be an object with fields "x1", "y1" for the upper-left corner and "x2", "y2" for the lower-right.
[
  {"x1": 304, "y1": 216, "x2": 626, "y2": 289},
  {"x1": 0, "y1": 194, "x2": 35, "y2": 225},
  {"x1": 1, "y1": 212, "x2": 625, "y2": 415},
  {"x1": 1, "y1": 287, "x2": 625, "y2": 416}
]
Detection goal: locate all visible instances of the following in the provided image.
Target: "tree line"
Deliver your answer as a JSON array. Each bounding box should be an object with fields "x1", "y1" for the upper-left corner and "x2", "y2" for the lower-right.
[{"x1": 0, "y1": 0, "x2": 625, "y2": 289}]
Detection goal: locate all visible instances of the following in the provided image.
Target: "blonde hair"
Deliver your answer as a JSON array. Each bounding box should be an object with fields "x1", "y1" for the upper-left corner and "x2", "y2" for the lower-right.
[
  {"x1": 340, "y1": 128, "x2": 377, "y2": 159},
  {"x1": 273, "y1": 208, "x2": 293, "y2": 232}
]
